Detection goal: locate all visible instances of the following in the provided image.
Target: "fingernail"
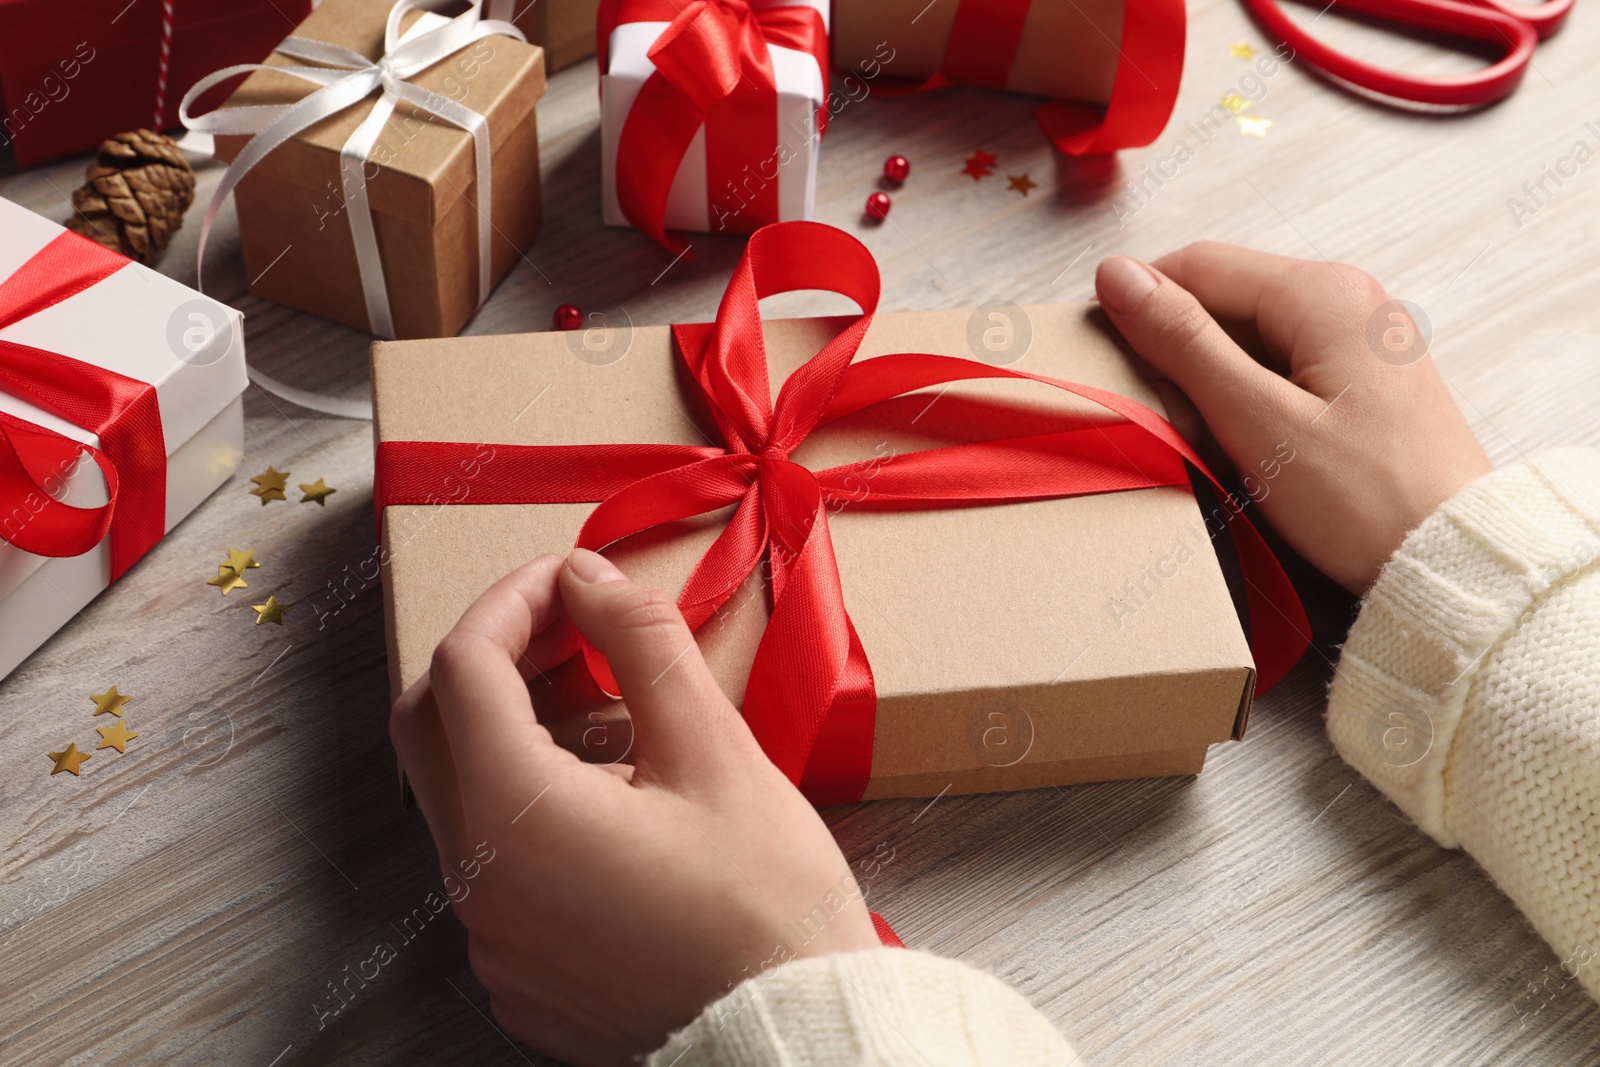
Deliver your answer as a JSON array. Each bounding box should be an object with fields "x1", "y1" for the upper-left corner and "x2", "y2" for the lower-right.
[
  {"x1": 567, "y1": 548, "x2": 626, "y2": 584},
  {"x1": 1097, "y1": 257, "x2": 1159, "y2": 314}
]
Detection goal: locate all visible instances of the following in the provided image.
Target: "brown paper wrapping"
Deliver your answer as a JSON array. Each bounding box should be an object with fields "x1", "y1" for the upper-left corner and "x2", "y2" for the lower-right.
[
  {"x1": 213, "y1": 0, "x2": 546, "y2": 339},
  {"x1": 834, "y1": 0, "x2": 1122, "y2": 104},
  {"x1": 372, "y1": 306, "x2": 1257, "y2": 800},
  {"x1": 512, "y1": 0, "x2": 598, "y2": 72}
]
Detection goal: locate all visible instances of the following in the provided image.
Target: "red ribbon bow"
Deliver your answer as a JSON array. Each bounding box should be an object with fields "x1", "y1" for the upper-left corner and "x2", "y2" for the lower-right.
[
  {"x1": 598, "y1": 0, "x2": 828, "y2": 253},
  {"x1": 375, "y1": 222, "x2": 1309, "y2": 805},
  {"x1": 0, "y1": 233, "x2": 166, "y2": 581}
]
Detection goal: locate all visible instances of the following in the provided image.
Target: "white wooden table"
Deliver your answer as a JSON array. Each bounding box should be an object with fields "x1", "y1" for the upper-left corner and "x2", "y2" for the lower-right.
[{"x1": 3, "y1": 0, "x2": 1600, "y2": 1063}]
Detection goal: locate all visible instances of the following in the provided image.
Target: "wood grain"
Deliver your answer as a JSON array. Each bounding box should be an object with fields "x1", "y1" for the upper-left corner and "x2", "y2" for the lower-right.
[{"x1": 4, "y1": 0, "x2": 1600, "y2": 1062}]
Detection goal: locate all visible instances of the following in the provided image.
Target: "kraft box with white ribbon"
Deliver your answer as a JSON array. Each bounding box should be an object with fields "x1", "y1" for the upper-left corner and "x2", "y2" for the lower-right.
[
  {"x1": 0, "y1": 198, "x2": 247, "y2": 682},
  {"x1": 599, "y1": 0, "x2": 829, "y2": 250},
  {"x1": 186, "y1": 0, "x2": 545, "y2": 357}
]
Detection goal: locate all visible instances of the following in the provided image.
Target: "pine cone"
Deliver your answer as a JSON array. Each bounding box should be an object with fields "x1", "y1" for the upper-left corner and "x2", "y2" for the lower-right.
[{"x1": 65, "y1": 129, "x2": 196, "y2": 265}]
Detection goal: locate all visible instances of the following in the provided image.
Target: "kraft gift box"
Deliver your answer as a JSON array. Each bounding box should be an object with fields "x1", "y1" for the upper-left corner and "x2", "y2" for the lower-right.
[
  {"x1": 370, "y1": 304, "x2": 1260, "y2": 800},
  {"x1": 497, "y1": 0, "x2": 599, "y2": 71},
  {"x1": 210, "y1": 0, "x2": 546, "y2": 340},
  {"x1": 832, "y1": 0, "x2": 1122, "y2": 104}
]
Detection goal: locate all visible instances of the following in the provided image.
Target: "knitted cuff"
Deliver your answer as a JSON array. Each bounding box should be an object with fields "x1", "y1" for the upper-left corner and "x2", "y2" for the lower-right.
[
  {"x1": 646, "y1": 948, "x2": 1080, "y2": 1067},
  {"x1": 1326, "y1": 447, "x2": 1600, "y2": 847}
]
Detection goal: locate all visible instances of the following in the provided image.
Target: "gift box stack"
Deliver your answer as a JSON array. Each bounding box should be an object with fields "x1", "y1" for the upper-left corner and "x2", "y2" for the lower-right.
[{"x1": 0, "y1": 0, "x2": 1295, "y2": 804}]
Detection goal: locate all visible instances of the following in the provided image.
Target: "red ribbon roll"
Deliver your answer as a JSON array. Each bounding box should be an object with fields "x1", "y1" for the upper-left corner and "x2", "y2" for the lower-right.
[
  {"x1": 0, "y1": 233, "x2": 166, "y2": 582},
  {"x1": 597, "y1": 0, "x2": 829, "y2": 253},
  {"x1": 874, "y1": 0, "x2": 1186, "y2": 155},
  {"x1": 375, "y1": 221, "x2": 1310, "y2": 806}
]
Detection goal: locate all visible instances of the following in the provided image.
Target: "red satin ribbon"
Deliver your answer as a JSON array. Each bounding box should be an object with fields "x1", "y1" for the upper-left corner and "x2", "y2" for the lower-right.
[
  {"x1": 597, "y1": 0, "x2": 828, "y2": 253},
  {"x1": 0, "y1": 232, "x2": 166, "y2": 581},
  {"x1": 874, "y1": 0, "x2": 1186, "y2": 155},
  {"x1": 375, "y1": 221, "x2": 1310, "y2": 807}
]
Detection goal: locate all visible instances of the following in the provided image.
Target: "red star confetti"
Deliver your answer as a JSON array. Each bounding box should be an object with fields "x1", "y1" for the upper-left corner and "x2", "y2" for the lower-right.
[{"x1": 961, "y1": 149, "x2": 997, "y2": 180}]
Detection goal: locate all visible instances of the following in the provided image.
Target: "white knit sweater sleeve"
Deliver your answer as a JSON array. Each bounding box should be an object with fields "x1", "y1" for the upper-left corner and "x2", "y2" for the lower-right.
[
  {"x1": 1327, "y1": 446, "x2": 1600, "y2": 998},
  {"x1": 646, "y1": 948, "x2": 1081, "y2": 1066}
]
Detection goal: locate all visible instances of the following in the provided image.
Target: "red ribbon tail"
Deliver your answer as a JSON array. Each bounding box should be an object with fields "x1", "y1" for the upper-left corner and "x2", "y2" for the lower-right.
[{"x1": 870, "y1": 911, "x2": 905, "y2": 948}]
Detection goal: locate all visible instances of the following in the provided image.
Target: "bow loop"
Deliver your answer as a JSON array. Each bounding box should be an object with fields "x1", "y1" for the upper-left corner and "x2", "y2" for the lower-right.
[
  {"x1": 0, "y1": 232, "x2": 166, "y2": 580},
  {"x1": 724, "y1": 223, "x2": 881, "y2": 456},
  {"x1": 648, "y1": 0, "x2": 776, "y2": 109}
]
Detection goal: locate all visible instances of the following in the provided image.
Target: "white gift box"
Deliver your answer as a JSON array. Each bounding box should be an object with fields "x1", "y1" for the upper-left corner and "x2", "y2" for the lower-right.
[
  {"x1": 0, "y1": 197, "x2": 247, "y2": 681},
  {"x1": 600, "y1": 0, "x2": 829, "y2": 235}
]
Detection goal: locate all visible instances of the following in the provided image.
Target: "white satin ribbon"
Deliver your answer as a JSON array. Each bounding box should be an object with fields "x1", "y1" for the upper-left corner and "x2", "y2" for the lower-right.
[{"x1": 182, "y1": 0, "x2": 524, "y2": 419}]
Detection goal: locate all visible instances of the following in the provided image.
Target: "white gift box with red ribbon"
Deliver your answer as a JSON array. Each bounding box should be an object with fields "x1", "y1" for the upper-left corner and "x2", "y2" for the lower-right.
[
  {"x1": 600, "y1": 0, "x2": 830, "y2": 237},
  {"x1": 0, "y1": 198, "x2": 247, "y2": 681}
]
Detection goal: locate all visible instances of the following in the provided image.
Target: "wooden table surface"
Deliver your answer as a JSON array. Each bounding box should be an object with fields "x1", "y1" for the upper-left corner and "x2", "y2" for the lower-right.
[{"x1": 5, "y1": 0, "x2": 1600, "y2": 1063}]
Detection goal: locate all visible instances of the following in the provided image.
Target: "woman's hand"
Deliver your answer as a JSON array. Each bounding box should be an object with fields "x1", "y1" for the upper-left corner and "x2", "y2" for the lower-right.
[
  {"x1": 1095, "y1": 242, "x2": 1493, "y2": 594},
  {"x1": 390, "y1": 550, "x2": 880, "y2": 1067}
]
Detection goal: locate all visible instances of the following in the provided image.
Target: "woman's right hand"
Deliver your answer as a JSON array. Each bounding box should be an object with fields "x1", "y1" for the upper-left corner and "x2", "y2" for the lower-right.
[{"x1": 1094, "y1": 242, "x2": 1494, "y2": 595}]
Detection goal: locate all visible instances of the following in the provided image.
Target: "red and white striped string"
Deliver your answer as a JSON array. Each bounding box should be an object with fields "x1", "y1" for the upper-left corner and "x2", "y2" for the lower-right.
[{"x1": 152, "y1": 0, "x2": 176, "y2": 128}]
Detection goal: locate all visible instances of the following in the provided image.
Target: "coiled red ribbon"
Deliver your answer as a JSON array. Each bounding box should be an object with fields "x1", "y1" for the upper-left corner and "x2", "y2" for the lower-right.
[
  {"x1": 375, "y1": 222, "x2": 1308, "y2": 805},
  {"x1": 0, "y1": 233, "x2": 165, "y2": 582},
  {"x1": 597, "y1": 0, "x2": 828, "y2": 253},
  {"x1": 879, "y1": 0, "x2": 1185, "y2": 155}
]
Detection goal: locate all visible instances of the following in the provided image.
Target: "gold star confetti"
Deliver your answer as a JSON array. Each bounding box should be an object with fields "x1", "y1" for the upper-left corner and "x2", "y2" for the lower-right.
[
  {"x1": 1229, "y1": 41, "x2": 1258, "y2": 60},
  {"x1": 298, "y1": 478, "x2": 337, "y2": 507},
  {"x1": 1007, "y1": 173, "x2": 1038, "y2": 196},
  {"x1": 208, "y1": 565, "x2": 249, "y2": 595},
  {"x1": 1236, "y1": 114, "x2": 1273, "y2": 137},
  {"x1": 96, "y1": 720, "x2": 139, "y2": 754},
  {"x1": 48, "y1": 744, "x2": 91, "y2": 776},
  {"x1": 961, "y1": 148, "x2": 997, "y2": 180},
  {"x1": 91, "y1": 686, "x2": 130, "y2": 717},
  {"x1": 224, "y1": 548, "x2": 261, "y2": 574},
  {"x1": 250, "y1": 466, "x2": 289, "y2": 504},
  {"x1": 251, "y1": 595, "x2": 290, "y2": 625},
  {"x1": 1222, "y1": 91, "x2": 1247, "y2": 113}
]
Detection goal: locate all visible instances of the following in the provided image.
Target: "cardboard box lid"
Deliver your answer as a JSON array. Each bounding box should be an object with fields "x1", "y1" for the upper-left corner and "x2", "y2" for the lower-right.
[
  {"x1": 212, "y1": 0, "x2": 546, "y2": 227},
  {"x1": 372, "y1": 305, "x2": 1257, "y2": 745},
  {"x1": 0, "y1": 197, "x2": 247, "y2": 602}
]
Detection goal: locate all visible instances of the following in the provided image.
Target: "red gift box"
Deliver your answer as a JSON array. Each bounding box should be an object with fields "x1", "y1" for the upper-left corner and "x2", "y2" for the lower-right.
[{"x1": 0, "y1": 0, "x2": 311, "y2": 166}]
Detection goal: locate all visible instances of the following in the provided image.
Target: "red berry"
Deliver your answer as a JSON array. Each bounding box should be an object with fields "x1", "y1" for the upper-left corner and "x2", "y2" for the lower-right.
[
  {"x1": 865, "y1": 192, "x2": 892, "y2": 221},
  {"x1": 883, "y1": 155, "x2": 911, "y2": 184},
  {"x1": 554, "y1": 303, "x2": 583, "y2": 330}
]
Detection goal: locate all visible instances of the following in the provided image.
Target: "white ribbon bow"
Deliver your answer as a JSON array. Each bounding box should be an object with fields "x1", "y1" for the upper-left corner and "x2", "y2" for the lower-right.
[{"x1": 182, "y1": 0, "x2": 523, "y2": 419}]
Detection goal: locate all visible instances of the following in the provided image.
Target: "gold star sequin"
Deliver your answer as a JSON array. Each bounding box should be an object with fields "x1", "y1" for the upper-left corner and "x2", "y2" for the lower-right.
[
  {"x1": 91, "y1": 686, "x2": 130, "y2": 717},
  {"x1": 96, "y1": 720, "x2": 139, "y2": 754},
  {"x1": 1229, "y1": 41, "x2": 1258, "y2": 60},
  {"x1": 250, "y1": 466, "x2": 289, "y2": 504},
  {"x1": 1222, "y1": 91, "x2": 1247, "y2": 113},
  {"x1": 1236, "y1": 114, "x2": 1273, "y2": 137},
  {"x1": 298, "y1": 478, "x2": 337, "y2": 507},
  {"x1": 251, "y1": 595, "x2": 290, "y2": 625},
  {"x1": 225, "y1": 548, "x2": 261, "y2": 574},
  {"x1": 1007, "y1": 173, "x2": 1038, "y2": 196},
  {"x1": 48, "y1": 743, "x2": 91, "y2": 776},
  {"x1": 208, "y1": 565, "x2": 249, "y2": 595}
]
